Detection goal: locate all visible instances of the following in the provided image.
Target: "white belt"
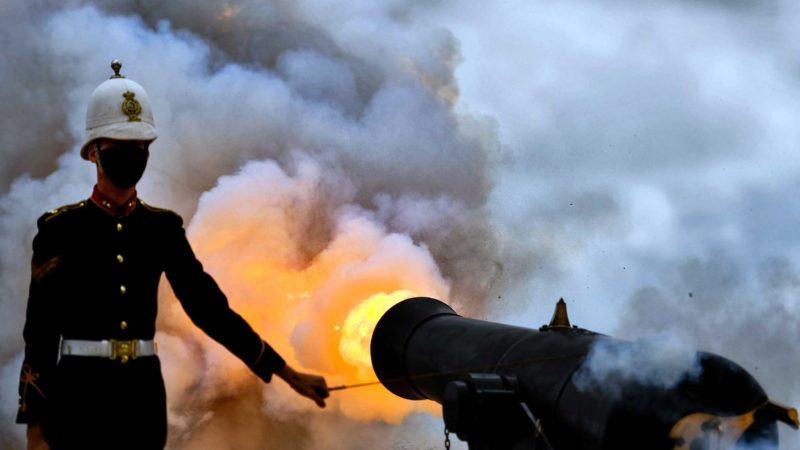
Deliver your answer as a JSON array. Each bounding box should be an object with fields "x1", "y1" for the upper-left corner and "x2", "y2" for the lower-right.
[{"x1": 61, "y1": 339, "x2": 157, "y2": 363}]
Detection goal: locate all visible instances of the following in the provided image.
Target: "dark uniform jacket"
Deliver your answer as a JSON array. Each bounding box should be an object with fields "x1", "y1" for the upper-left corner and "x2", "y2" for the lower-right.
[{"x1": 17, "y1": 187, "x2": 285, "y2": 449}]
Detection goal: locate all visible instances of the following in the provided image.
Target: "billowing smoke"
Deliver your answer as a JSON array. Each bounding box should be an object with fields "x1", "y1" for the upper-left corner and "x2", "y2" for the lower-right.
[
  {"x1": 614, "y1": 255, "x2": 800, "y2": 447},
  {"x1": 573, "y1": 336, "x2": 702, "y2": 399},
  {"x1": 0, "y1": 1, "x2": 507, "y2": 449},
  {"x1": 434, "y1": 0, "x2": 800, "y2": 447},
  {"x1": 3, "y1": 0, "x2": 800, "y2": 449}
]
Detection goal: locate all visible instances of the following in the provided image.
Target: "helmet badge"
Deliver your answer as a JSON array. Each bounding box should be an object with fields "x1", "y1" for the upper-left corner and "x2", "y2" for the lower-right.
[{"x1": 121, "y1": 91, "x2": 142, "y2": 122}]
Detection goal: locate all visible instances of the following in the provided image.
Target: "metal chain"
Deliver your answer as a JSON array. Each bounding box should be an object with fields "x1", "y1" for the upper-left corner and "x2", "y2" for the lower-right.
[{"x1": 444, "y1": 427, "x2": 451, "y2": 450}]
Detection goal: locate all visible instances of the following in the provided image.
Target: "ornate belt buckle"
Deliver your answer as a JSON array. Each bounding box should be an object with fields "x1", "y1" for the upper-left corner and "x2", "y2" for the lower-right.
[{"x1": 110, "y1": 339, "x2": 139, "y2": 364}]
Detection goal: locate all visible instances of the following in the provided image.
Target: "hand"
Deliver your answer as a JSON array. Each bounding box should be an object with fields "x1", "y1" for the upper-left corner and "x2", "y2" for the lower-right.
[
  {"x1": 276, "y1": 365, "x2": 329, "y2": 408},
  {"x1": 27, "y1": 422, "x2": 49, "y2": 450}
]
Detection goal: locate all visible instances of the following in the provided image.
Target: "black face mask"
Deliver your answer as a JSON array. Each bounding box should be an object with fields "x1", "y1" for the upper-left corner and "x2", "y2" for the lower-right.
[{"x1": 98, "y1": 144, "x2": 148, "y2": 189}]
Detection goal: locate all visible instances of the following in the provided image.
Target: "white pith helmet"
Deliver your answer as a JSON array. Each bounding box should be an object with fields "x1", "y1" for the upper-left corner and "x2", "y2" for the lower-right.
[{"x1": 79, "y1": 59, "x2": 157, "y2": 160}]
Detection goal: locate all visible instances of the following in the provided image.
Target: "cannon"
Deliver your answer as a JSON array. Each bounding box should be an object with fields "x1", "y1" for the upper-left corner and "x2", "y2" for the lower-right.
[{"x1": 370, "y1": 297, "x2": 798, "y2": 450}]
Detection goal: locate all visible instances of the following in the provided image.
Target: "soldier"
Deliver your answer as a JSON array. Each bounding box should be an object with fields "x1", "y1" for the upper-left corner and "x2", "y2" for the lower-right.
[{"x1": 17, "y1": 60, "x2": 329, "y2": 450}]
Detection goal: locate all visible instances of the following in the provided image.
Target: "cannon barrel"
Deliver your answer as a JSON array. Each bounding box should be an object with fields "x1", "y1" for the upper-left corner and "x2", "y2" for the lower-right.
[{"x1": 370, "y1": 297, "x2": 798, "y2": 450}]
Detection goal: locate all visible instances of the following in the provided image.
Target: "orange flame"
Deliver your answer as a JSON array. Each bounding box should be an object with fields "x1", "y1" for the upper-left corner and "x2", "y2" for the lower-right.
[
  {"x1": 157, "y1": 160, "x2": 448, "y2": 423},
  {"x1": 339, "y1": 290, "x2": 413, "y2": 378}
]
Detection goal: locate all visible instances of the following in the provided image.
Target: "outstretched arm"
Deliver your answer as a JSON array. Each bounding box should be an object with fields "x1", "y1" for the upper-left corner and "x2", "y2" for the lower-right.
[{"x1": 163, "y1": 213, "x2": 328, "y2": 407}]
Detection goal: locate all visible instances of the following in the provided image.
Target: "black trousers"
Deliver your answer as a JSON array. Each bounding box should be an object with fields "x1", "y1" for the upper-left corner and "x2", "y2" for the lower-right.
[{"x1": 45, "y1": 355, "x2": 168, "y2": 450}]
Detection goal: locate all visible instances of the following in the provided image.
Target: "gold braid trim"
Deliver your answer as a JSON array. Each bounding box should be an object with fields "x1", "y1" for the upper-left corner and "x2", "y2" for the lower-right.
[
  {"x1": 44, "y1": 201, "x2": 87, "y2": 222},
  {"x1": 19, "y1": 364, "x2": 46, "y2": 412}
]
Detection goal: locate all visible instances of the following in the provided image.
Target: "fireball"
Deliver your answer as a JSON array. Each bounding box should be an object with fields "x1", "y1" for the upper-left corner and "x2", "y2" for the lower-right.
[
  {"x1": 339, "y1": 290, "x2": 414, "y2": 377},
  {"x1": 161, "y1": 159, "x2": 450, "y2": 423}
]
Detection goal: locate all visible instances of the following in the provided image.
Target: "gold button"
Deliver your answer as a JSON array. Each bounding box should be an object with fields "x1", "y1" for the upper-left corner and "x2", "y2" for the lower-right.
[
  {"x1": 120, "y1": 355, "x2": 129, "y2": 364},
  {"x1": 120, "y1": 321, "x2": 128, "y2": 330},
  {"x1": 116, "y1": 254, "x2": 124, "y2": 263},
  {"x1": 116, "y1": 223, "x2": 123, "y2": 232},
  {"x1": 120, "y1": 285, "x2": 127, "y2": 294}
]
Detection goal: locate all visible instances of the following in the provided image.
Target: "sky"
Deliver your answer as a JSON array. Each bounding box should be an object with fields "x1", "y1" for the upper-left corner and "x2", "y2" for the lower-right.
[{"x1": 0, "y1": 0, "x2": 798, "y2": 448}]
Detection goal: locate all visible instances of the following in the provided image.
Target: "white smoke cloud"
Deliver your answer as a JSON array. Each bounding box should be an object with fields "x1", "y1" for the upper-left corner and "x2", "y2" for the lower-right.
[
  {"x1": 614, "y1": 255, "x2": 800, "y2": 447},
  {"x1": 0, "y1": 352, "x2": 25, "y2": 449},
  {"x1": 573, "y1": 336, "x2": 702, "y2": 399}
]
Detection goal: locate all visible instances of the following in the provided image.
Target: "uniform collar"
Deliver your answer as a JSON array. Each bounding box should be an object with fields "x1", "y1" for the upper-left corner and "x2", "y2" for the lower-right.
[{"x1": 90, "y1": 185, "x2": 138, "y2": 217}]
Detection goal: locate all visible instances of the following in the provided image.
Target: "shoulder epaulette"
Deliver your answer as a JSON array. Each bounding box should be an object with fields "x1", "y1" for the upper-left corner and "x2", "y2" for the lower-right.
[{"x1": 43, "y1": 200, "x2": 88, "y2": 222}]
